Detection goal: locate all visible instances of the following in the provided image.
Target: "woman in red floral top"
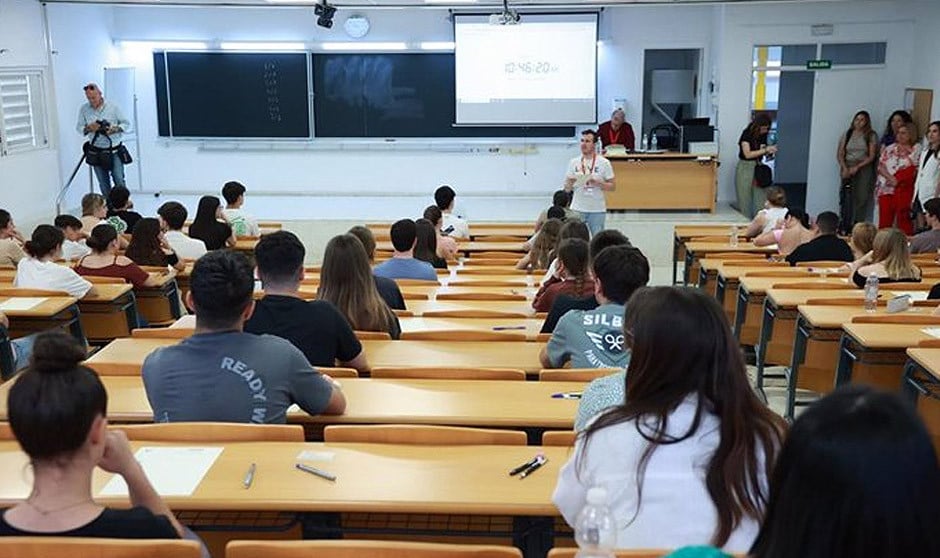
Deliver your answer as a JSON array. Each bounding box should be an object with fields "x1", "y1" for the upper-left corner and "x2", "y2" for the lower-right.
[{"x1": 876, "y1": 123, "x2": 920, "y2": 234}]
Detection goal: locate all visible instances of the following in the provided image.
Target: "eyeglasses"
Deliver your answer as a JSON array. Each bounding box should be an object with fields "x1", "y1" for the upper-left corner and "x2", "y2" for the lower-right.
[{"x1": 83, "y1": 84, "x2": 98, "y2": 91}]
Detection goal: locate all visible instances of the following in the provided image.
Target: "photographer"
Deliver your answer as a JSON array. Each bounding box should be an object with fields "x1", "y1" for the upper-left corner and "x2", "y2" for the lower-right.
[{"x1": 76, "y1": 83, "x2": 131, "y2": 199}]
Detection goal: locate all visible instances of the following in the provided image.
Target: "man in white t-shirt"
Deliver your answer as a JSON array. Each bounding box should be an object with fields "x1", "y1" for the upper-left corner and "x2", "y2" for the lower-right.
[
  {"x1": 434, "y1": 185, "x2": 470, "y2": 240},
  {"x1": 564, "y1": 129, "x2": 616, "y2": 236},
  {"x1": 157, "y1": 201, "x2": 207, "y2": 261},
  {"x1": 221, "y1": 181, "x2": 260, "y2": 237},
  {"x1": 54, "y1": 214, "x2": 91, "y2": 262}
]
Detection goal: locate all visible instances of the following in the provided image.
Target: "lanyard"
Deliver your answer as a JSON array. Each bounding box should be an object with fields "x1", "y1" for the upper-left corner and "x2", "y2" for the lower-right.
[
  {"x1": 607, "y1": 126, "x2": 619, "y2": 146},
  {"x1": 580, "y1": 154, "x2": 596, "y2": 175}
]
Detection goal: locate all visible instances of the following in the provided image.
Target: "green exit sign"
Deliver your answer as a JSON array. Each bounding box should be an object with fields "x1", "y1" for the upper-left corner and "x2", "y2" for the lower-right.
[{"x1": 806, "y1": 59, "x2": 832, "y2": 70}]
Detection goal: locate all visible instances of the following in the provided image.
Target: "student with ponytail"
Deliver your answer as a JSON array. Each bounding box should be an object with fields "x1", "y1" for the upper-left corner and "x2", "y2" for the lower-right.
[
  {"x1": 532, "y1": 238, "x2": 593, "y2": 312},
  {"x1": 14, "y1": 225, "x2": 96, "y2": 298},
  {"x1": 75, "y1": 224, "x2": 174, "y2": 288}
]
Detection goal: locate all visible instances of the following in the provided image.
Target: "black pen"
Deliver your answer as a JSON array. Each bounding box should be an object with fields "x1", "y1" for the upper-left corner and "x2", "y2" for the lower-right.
[
  {"x1": 519, "y1": 456, "x2": 548, "y2": 479},
  {"x1": 509, "y1": 453, "x2": 543, "y2": 476},
  {"x1": 551, "y1": 392, "x2": 582, "y2": 399},
  {"x1": 295, "y1": 462, "x2": 337, "y2": 482},
  {"x1": 493, "y1": 325, "x2": 526, "y2": 331}
]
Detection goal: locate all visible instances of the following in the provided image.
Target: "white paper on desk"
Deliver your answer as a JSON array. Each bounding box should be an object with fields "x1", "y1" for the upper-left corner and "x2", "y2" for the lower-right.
[
  {"x1": 98, "y1": 446, "x2": 223, "y2": 497},
  {"x1": 892, "y1": 291, "x2": 929, "y2": 302},
  {"x1": 0, "y1": 298, "x2": 48, "y2": 312},
  {"x1": 922, "y1": 327, "x2": 940, "y2": 339}
]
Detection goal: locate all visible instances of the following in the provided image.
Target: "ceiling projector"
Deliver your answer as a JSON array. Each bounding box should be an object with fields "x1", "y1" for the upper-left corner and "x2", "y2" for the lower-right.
[{"x1": 489, "y1": 11, "x2": 520, "y2": 25}]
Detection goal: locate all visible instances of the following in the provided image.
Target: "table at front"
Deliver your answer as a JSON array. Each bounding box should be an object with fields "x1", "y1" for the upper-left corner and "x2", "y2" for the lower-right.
[
  {"x1": 901, "y1": 348, "x2": 940, "y2": 453},
  {"x1": 0, "y1": 441, "x2": 566, "y2": 558},
  {"x1": 605, "y1": 153, "x2": 717, "y2": 212}
]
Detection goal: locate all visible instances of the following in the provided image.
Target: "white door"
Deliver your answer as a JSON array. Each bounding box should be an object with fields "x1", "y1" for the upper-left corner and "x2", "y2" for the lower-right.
[{"x1": 805, "y1": 68, "x2": 886, "y2": 216}]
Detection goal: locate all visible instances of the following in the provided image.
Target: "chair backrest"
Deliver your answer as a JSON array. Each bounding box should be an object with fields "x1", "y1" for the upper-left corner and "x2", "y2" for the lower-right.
[
  {"x1": 743, "y1": 270, "x2": 812, "y2": 278},
  {"x1": 535, "y1": 332, "x2": 551, "y2": 342},
  {"x1": 324, "y1": 424, "x2": 527, "y2": 446},
  {"x1": 446, "y1": 279, "x2": 528, "y2": 287},
  {"x1": 227, "y1": 540, "x2": 522, "y2": 558},
  {"x1": 436, "y1": 292, "x2": 526, "y2": 301},
  {"x1": 0, "y1": 288, "x2": 70, "y2": 297},
  {"x1": 354, "y1": 330, "x2": 392, "y2": 340},
  {"x1": 119, "y1": 422, "x2": 305, "y2": 442},
  {"x1": 0, "y1": 537, "x2": 202, "y2": 558},
  {"x1": 0, "y1": 422, "x2": 15, "y2": 441},
  {"x1": 770, "y1": 281, "x2": 856, "y2": 290},
  {"x1": 392, "y1": 309, "x2": 414, "y2": 317},
  {"x1": 131, "y1": 328, "x2": 190, "y2": 339},
  {"x1": 321, "y1": 367, "x2": 359, "y2": 379},
  {"x1": 394, "y1": 279, "x2": 441, "y2": 286},
  {"x1": 473, "y1": 235, "x2": 528, "y2": 242},
  {"x1": 851, "y1": 314, "x2": 940, "y2": 325},
  {"x1": 81, "y1": 275, "x2": 126, "y2": 284},
  {"x1": 542, "y1": 431, "x2": 577, "y2": 446},
  {"x1": 371, "y1": 367, "x2": 526, "y2": 381},
  {"x1": 400, "y1": 330, "x2": 527, "y2": 342},
  {"x1": 794, "y1": 260, "x2": 851, "y2": 268},
  {"x1": 803, "y1": 297, "x2": 868, "y2": 306},
  {"x1": 422, "y1": 309, "x2": 529, "y2": 319},
  {"x1": 456, "y1": 268, "x2": 527, "y2": 276},
  {"x1": 539, "y1": 368, "x2": 620, "y2": 382},
  {"x1": 918, "y1": 338, "x2": 940, "y2": 348},
  {"x1": 463, "y1": 258, "x2": 524, "y2": 266},
  {"x1": 473, "y1": 251, "x2": 524, "y2": 258}
]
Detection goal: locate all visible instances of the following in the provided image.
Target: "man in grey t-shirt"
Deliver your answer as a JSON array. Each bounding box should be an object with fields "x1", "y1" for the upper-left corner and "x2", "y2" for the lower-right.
[
  {"x1": 142, "y1": 250, "x2": 346, "y2": 424},
  {"x1": 910, "y1": 198, "x2": 940, "y2": 254}
]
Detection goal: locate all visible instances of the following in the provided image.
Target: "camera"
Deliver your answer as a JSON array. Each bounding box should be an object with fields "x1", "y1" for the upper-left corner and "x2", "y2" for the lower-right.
[{"x1": 96, "y1": 119, "x2": 111, "y2": 133}]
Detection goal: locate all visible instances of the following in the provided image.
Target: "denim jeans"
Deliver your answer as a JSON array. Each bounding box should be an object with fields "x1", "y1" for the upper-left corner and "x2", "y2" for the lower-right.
[
  {"x1": 92, "y1": 151, "x2": 126, "y2": 199},
  {"x1": 11, "y1": 334, "x2": 37, "y2": 371},
  {"x1": 580, "y1": 211, "x2": 606, "y2": 237}
]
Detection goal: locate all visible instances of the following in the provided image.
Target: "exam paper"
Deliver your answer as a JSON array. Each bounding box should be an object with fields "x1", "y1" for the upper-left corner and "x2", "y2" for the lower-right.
[
  {"x1": 922, "y1": 327, "x2": 940, "y2": 339},
  {"x1": 99, "y1": 446, "x2": 223, "y2": 497},
  {"x1": 892, "y1": 291, "x2": 929, "y2": 302},
  {"x1": 0, "y1": 298, "x2": 48, "y2": 312}
]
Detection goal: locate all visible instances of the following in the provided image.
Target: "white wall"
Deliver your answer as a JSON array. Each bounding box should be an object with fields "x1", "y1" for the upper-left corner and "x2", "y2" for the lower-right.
[
  {"x1": 0, "y1": 0, "x2": 61, "y2": 229},
  {"x1": 910, "y1": 0, "x2": 940, "y2": 118}
]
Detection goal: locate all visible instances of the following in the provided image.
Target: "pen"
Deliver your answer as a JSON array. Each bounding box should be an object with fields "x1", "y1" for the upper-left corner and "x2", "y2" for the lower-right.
[
  {"x1": 509, "y1": 453, "x2": 544, "y2": 476},
  {"x1": 243, "y1": 463, "x2": 256, "y2": 489},
  {"x1": 295, "y1": 462, "x2": 337, "y2": 482},
  {"x1": 519, "y1": 456, "x2": 548, "y2": 479},
  {"x1": 492, "y1": 325, "x2": 526, "y2": 331},
  {"x1": 551, "y1": 392, "x2": 582, "y2": 399}
]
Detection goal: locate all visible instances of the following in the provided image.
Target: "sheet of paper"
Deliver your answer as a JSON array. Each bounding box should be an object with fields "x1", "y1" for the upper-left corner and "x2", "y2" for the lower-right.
[
  {"x1": 892, "y1": 291, "x2": 928, "y2": 302},
  {"x1": 297, "y1": 450, "x2": 335, "y2": 462},
  {"x1": 573, "y1": 174, "x2": 591, "y2": 188},
  {"x1": 99, "y1": 446, "x2": 223, "y2": 497},
  {"x1": 0, "y1": 298, "x2": 48, "y2": 312},
  {"x1": 921, "y1": 327, "x2": 940, "y2": 339}
]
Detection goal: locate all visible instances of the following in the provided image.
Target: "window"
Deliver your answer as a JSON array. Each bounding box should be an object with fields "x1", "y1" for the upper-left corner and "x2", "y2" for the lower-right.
[
  {"x1": 820, "y1": 42, "x2": 886, "y2": 65},
  {"x1": 0, "y1": 71, "x2": 49, "y2": 156}
]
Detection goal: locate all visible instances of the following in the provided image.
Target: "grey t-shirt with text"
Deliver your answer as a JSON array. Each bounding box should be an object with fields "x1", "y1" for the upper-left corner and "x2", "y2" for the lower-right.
[
  {"x1": 142, "y1": 331, "x2": 334, "y2": 424},
  {"x1": 546, "y1": 303, "x2": 630, "y2": 369}
]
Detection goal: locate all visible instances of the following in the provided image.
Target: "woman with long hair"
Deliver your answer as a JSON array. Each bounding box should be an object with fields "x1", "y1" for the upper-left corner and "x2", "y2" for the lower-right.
[
  {"x1": 554, "y1": 286, "x2": 786, "y2": 552},
  {"x1": 752, "y1": 207, "x2": 814, "y2": 257},
  {"x1": 735, "y1": 113, "x2": 777, "y2": 217},
  {"x1": 837, "y1": 110, "x2": 879, "y2": 226},
  {"x1": 876, "y1": 123, "x2": 920, "y2": 234},
  {"x1": 318, "y1": 234, "x2": 401, "y2": 339},
  {"x1": 414, "y1": 218, "x2": 447, "y2": 270},
  {"x1": 126, "y1": 218, "x2": 185, "y2": 271},
  {"x1": 188, "y1": 196, "x2": 235, "y2": 251},
  {"x1": 14, "y1": 225, "x2": 96, "y2": 298},
  {"x1": 532, "y1": 238, "x2": 592, "y2": 312},
  {"x1": 749, "y1": 385, "x2": 940, "y2": 558},
  {"x1": 847, "y1": 227, "x2": 921, "y2": 287},
  {"x1": 422, "y1": 205, "x2": 458, "y2": 262},
  {"x1": 744, "y1": 186, "x2": 788, "y2": 238},
  {"x1": 75, "y1": 224, "x2": 173, "y2": 289},
  {"x1": 516, "y1": 218, "x2": 562, "y2": 271},
  {"x1": 880, "y1": 109, "x2": 913, "y2": 147},
  {"x1": 913, "y1": 121, "x2": 940, "y2": 228}
]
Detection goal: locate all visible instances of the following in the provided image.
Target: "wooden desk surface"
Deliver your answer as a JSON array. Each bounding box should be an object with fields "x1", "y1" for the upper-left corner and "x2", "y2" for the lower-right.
[
  {"x1": 405, "y1": 299, "x2": 539, "y2": 317},
  {"x1": 234, "y1": 239, "x2": 258, "y2": 252},
  {"x1": 765, "y1": 287, "x2": 936, "y2": 309},
  {"x1": 684, "y1": 242, "x2": 778, "y2": 256},
  {"x1": 675, "y1": 225, "x2": 746, "y2": 241},
  {"x1": 738, "y1": 276, "x2": 852, "y2": 296},
  {"x1": 0, "y1": 441, "x2": 565, "y2": 515},
  {"x1": 376, "y1": 241, "x2": 526, "y2": 254},
  {"x1": 906, "y1": 348, "x2": 940, "y2": 381},
  {"x1": 841, "y1": 323, "x2": 936, "y2": 350},
  {"x1": 400, "y1": 285, "x2": 538, "y2": 300},
  {"x1": 0, "y1": 377, "x2": 582, "y2": 428},
  {"x1": 81, "y1": 283, "x2": 135, "y2": 304},
  {"x1": 0, "y1": 296, "x2": 77, "y2": 317},
  {"x1": 718, "y1": 266, "x2": 846, "y2": 282},
  {"x1": 798, "y1": 304, "x2": 934, "y2": 329}
]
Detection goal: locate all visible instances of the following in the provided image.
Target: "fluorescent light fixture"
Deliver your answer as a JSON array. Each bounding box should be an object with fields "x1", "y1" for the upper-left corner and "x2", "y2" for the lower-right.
[
  {"x1": 220, "y1": 42, "x2": 306, "y2": 50},
  {"x1": 320, "y1": 42, "x2": 408, "y2": 51},
  {"x1": 117, "y1": 40, "x2": 208, "y2": 50},
  {"x1": 424, "y1": 0, "x2": 477, "y2": 3},
  {"x1": 265, "y1": 0, "x2": 313, "y2": 3},
  {"x1": 419, "y1": 41, "x2": 456, "y2": 51}
]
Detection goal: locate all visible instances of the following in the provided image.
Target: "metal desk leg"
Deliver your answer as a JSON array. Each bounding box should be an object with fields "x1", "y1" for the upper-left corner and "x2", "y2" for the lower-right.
[
  {"x1": 513, "y1": 516, "x2": 554, "y2": 558},
  {"x1": 733, "y1": 289, "x2": 748, "y2": 341},
  {"x1": 66, "y1": 304, "x2": 87, "y2": 346},
  {"x1": 122, "y1": 291, "x2": 140, "y2": 331},
  {"x1": 755, "y1": 299, "x2": 775, "y2": 395},
  {"x1": 165, "y1": 280, "x2": 183, "y2": 319},
  {"x1": 786, "y1": 317, "x2": 810, "y2": 421},
  {"x1": 683, "y1": 250, "x2": 694, "y2": 286},
  {"x1": 835, "y1": 333, "x2": 856, "y2": 386},
  {"x1": 697, "y1": 269, "x2": 707, "y2": 290},
  {"x1": 673, "y1": 236, "x2": 680, "y2": 286},
  {"x1": 902, "y1": 360, "x2": 926, "y2": 405},
  {"x1": 716, "y1": 276, "x2": 726, "y2": 305},
  {"x1": 0, "y1": 325, "x2": 13, "y2": 381}
]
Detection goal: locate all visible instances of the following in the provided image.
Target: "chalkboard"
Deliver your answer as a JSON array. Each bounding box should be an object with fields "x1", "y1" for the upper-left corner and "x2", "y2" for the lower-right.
[
  {"x1": 312, "y1": 54, "x2": 574, "y2": 138},
  {"x1": 154, "y1": 52, "x2": 310, "y2": 138}
]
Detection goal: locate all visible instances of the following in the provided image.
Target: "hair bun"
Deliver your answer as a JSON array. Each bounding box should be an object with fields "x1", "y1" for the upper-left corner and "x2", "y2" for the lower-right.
[{"x1": 29, "y1": 331, "x2": 87, "y2": 373}]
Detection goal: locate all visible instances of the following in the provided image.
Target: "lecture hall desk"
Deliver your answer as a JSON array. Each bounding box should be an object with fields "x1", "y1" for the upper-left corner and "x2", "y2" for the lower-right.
[
  {"x1": 673, "y1": 225, "x2": 744, "y2": 282},
  {"x1": 836, "y1": 322, "x2": 939, "y2": 395},
  {"x1": 77, "y1": 283, "x2": 139, "y2": 343},
  {"x1": 712, "y1": 264, "x2": 840, "y2": 322},
  {"x1": 405, "y1": 299, "x2": 539, "y2": 318},
  {"x1": 682, "y1": 241, "x2": 776, "y2": 286},
  {"x1": 901, "y1": 348, "x2": 940, "y2": 453},
  {"x1": 376, "y1": 241, "x2": 527, "y2": 257}
]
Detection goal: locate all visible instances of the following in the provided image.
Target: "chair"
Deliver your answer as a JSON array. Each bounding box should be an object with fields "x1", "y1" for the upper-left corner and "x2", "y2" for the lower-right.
[
  {"x1": 536, "y1": 333, "x2": 551, "y2": 342},
  {"x1": 770, "y1": 281, "x2": 856, "y2": 290},
  {"x1": 119, "y1": 422, "x2": 305, "y2": 442},
  {"x1": 321, "y1": 367, "x2": 359, "y2": 379},
  {"x1": 394, "y1": 279, "x2": 440, "y2": 286},
  {"x1": 422, "y1": 309, "x2": 529, "y2": 319},
  {"x1": 354, "y1": 330, "x2": 392, "y2": 340},
  {"x1": 794, "y1": 261, "x2": 852, "y2": 268},
  {"x1": 400, "y1": 330, "x2": 527, "y2": 342},
  {"x1": 541, "y1": 430, "x2": 577, "y2": 446},
  {"x1": 371, "y1": 367, "x2": 526, "y2": 381},
  {"x1": 324, "y1": 425, "x2": 527, "y2": 446},
  {"x1": 0, "y1": 537, "x2": 202, "y2": 558},
  {"x1": 0, "y1": 288, "x2": 69, "y2": 297},
  {"x1": 446, "y1": 279, "x2": 528, "y2": 287},
  {"x1": 851, "y1": 314, "x2": 940, "y2": 325},
  {"x1": 473, "y1": 235, "x2": 528, "y2": 242},
  {"x1": 539, "y1": 368, "x2": 620, "y2": 382},
  {"x1": 436, "y1": 292, "x2": 526, "y2": 301},
  {"x1": 472, "y1": 251, "x2": 524, "y2": 258},
  {"x1": 131, "y1": 327, "x2": 190, "y2": 339},
  {"x1": 227, "y1": 540, "x2": 522, "y2": 558}
]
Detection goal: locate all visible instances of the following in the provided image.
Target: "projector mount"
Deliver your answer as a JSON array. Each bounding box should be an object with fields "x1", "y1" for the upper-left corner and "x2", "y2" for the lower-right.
[{"x1": 489, "y1": 0, "x2": 520, "y2": 25}]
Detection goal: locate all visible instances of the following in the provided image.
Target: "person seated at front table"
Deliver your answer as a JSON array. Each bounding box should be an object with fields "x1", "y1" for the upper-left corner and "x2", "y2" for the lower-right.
[
  {"x1": 125, "y1": 218, "x2": 185, "y2": 272},
  {"x1": 372, "y1": 219, "x2": 438, "y2": 282},
  {"x1": 910, "y1": 198, "x2": 940, "y2": 254},
  {"x1": 434, "y1": 185, "x2": 470, "y2": 240},
  {"x1": 752, "y1": 207, "x2": 814, "y2": 257},
  {"x1": 14, "y1": 225, "x2": 96, "y2": 299},
  {"x1": 54, "y1": 214, "x2": 91, "y2": 262},
  {"x1": 74, "y1": 224, "x2": 174, "y2": 289},
  {"x1": 0, "y1": 209, "x2": 26, "y2": 268},
  {"x1": 187, "y1": 195, "x2": 236, "y2": 251},
  {"x1": 744, "y1": 186, "x2": 788, "y2": 238},
  {"x1": 156, "y1": 201, "x2": 207, "y2": 261},
  {"x1": 245, "y1": 231, "x2": 369, "y2": 375},
  {"x1": 532, "y1": 238, "x2": 593, "y2": 313},
  {"x1": 141, "y1": 250, "x2": 346, "y2": 423},
  {"x1": 106, "y1": 186, "x2": 142, "y2": 233},
  {"x1": 347, "y1": 226, "x2": 406, "y2": 311},
  {"x1": 422, "y1": 206, "x2": 459, "y2": 262},
  {"x1": 539, "y1": 245, "x2": 641, "y2": 371},
  {"x1": 784, "y1": 211, "x2": 853, "y2": 266},
  {"x1": 845, "y1": 227, "x2": 922, "y2": 288},
  {"x1": 0, "y1": 330, "x2": 207, "y2": 555},
  {"x1": 221, "y1": 180, "x2": 261, "y2": 237}
]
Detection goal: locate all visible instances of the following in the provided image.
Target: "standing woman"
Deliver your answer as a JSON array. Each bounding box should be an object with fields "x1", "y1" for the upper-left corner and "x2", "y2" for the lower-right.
[
  {"x1": 875, "y1": 122, "x2": 920, "y2": 234},
  {"x1": 880, "y1": 109, "x2": 913, "y2": 147},
  {"x1": 913, "y1": 121, "x2": 940, "y2": 229},
  {"x1": 735, "y1": 113, "x2": 777, "y2": 218},
  {"x1": 837, "y1": 111, "x2": 879, "y2": 227}
]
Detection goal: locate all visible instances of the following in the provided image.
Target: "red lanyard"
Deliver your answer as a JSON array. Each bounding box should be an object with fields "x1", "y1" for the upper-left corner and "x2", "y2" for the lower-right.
[
  {"x1": 607, "y1": 127, "x2": 619, "y2": 146},
  {"x1": 580, "y1": 154, "x2": 596, "y2": 175}
]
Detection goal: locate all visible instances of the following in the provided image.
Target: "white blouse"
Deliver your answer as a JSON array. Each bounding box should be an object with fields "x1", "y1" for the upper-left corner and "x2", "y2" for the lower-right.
[{"x1": 915, "y1": 147, "x2": 940, "y2": 204}]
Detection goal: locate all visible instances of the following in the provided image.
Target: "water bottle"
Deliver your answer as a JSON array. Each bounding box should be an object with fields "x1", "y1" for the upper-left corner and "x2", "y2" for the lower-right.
[
  {"x1": 729, "y1": 225, "x2": 739, "y2": 247},
  {"x1": 651, "y1": 134, "x2": 658, "y2": 151},
  {"x1": 640, "y1": 134, "x2": 648, "y2": 151},
  {"x1": 864, "y1": 273, "x2": 879, "y2": 312},
  {"x1": 574, "y1": 487, "x2": 616, "y2": 558}
]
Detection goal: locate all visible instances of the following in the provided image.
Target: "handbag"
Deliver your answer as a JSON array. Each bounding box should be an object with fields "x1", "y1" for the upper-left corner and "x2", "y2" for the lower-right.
[
  {"x1": 753, "y1": 163, "x2": 773, "y2": 188},
  {"x1": 83, "y1": 130, "x2": 113, "y2": 170},
  {"x1": 117, "y1": 144, "x2": 133, "y2": 165}
]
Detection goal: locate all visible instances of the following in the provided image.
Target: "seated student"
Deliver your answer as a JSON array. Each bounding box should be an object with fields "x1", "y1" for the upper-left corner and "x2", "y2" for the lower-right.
[
  {"x1": 540, "y1": 245, "x2": 645, "y2": 371},
  {"x1": 517, "y1": 218, "x2": 562, "y2": 271},
  {"x1": 125, "y1": 218, "x2": 185, "y2": 272},
  {"x1": 0, "y1": 310, "x2": 34, "y2": 372},
  {"x1": 319, "y1": 234, "x2": 402, "y2": 340},
  {"x1": 554, "y1": 287, "x2": 786, "y2": 552},
  {"x1": 752, "y1": 208, "x2": 814, "y2": 257},
  {"x1": 422, "y1": 206, "x2": 458, "y2": 262},
  {"x1": 744, "y1": 186, "x2": 788, "y2": 238},
  {"x1": 414, "y1": 218, "x2": 447, "y2": 270},
  {"x1": 910, "y1": 198, "x2": 940, "y2": 254},
  {"x1": 846, "y1": 227, "x2": 922, "y2": 287},
  {"x1": 785, "y1": 211, "x2": 853, "y2": 266},
  {"x1": 535, "y1": 190, "x2": 580, "y2": 232},
  {"x1": 157, "y1": 201, "x2": 207, "y2": 261},
  {"x1": 532, "y1": 238, "x2": 593, "y2": 313},
  {"x1": 0, "y1": 331, "x2": 204, "y2": 551},
  {"x1": 748, "y1": 385, "x2": 940, "y2": 558},
  {"x1": 373, "y1": 219, "x2": 438, "y2": 282},
  {"x1": 524, "y1": 207, "x2": 568, "y2": 252},
  {"x1": 14, "y1": 225, "x2": 96, "y2": 298},
  {"x1": 74, "y1": 224, "x2": 173, "y2": 289},
  {"x1": 188, "y1": 196, "x2": 235, "y2": 251},
  {"x1": 0, "y1": 209, "x2": 25, "y2": 268},
  {"x1": 541, "y1": 220, "x2": 591, "y2": 283},
  {"x1": 541, "y1": 229, "x2": 636, "y2": 334},
  {"x1": 81, "y1": 193, "x2": 128, "y2": 237},
  {"x1": 245, "y1": 231, "x2": 369, "y2": 374},
  {"x1": 849, "y1": 221, "x2": 877, "y2": 260},
  {"x1": 221, "y1": 181, "x2": 260, "y2": 237},
  {"x1": 434, "y1": 185, "x2": 470, "y2": 239},
  {"x1": 347, "y1": 226, "x2": 406, "y2": 311},
  {"x1": 107, "y1": 187, "x2": 142, "y2": 233},
  {"x1": 54, "y1": 214, "x2": 91, "y2": 262},
  {"x1": 142, "y1": 250, "x2": 346, "y2": 423}
]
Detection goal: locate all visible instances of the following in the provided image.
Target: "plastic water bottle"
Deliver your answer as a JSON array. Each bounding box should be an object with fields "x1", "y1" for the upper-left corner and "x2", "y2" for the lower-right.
[
  {"x1": 651, "y1": 134, "x2": 659, "y2": 151},
  {"x1": 640, "y1": 134, "x2": 648, "y2": 151},
  {"x1": 729, "y1": 225, "x2": 739, "y2": 247},
  {"x1": 574, "y1": 487, "x2": 616, "y2": 558},
  {"x1": 864, "y1": 273, "x2": 879, "y2": 312}
]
